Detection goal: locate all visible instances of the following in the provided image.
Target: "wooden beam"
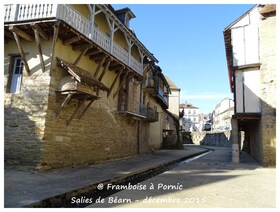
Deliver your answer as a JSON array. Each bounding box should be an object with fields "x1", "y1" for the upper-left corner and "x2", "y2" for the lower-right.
[
  {"x1": 107, "y1": 68, "x2": 124, "y2": 97},
  {"x1": 32, "y1": 25, "x2": 45, "y2": 72},
  {"x1": 94, "y1": 56, "x2": 107, "y2": 77},
  {"x1": 50, "y1": 21, "x2": 60, "y2": 70},
  {"x1": 109, "y1": 63, "x2": 124, "y2": 71},
  {"x1": 55, "y1": 93, "x2": 73, "y2": 117},
  {"x1": 63, "y1": 36, "x2": 80, "y2": 45},
  {"x1": 98, "y1": 58, "x2": 112, "y2": 81},
  {"x1": 30, "y1": 23, "x2": 49, "y2": 40},
  {"x1": 10, "y1": 30, "x2": 30, "y2": 75},
  {"x1": 9, "y1": 25, "x2": 34, "y2": 42},
  {"x1": 72, "y1": 43, "x2": 90, "y2": 51},
  {"x1": 91, "y1": 53, "x2": 107, "y2": 62},
  {"x1": 78, "y1": 98, "x2": 97, "y2": 119},
  {"x1": 73, "y1": 46, "x2": 91, "y2": 65},
  {"x1": 66, "y1": 98, "x2": 86, "y2": 126},
  {"x1": 86, "y1": 49, "x2": 100, "y2": 56},
  {"x1": 113, "y1": 70, "x2": 129, "y2": 98}
]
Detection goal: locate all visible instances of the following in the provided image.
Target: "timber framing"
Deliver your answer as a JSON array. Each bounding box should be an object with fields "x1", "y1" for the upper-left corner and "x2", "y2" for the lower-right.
[{"x1": 5, "y1": 17, "x2": 144, "y2": 79}]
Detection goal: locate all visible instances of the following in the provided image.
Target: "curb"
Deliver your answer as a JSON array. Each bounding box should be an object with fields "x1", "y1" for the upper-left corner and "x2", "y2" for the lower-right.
[{"x1": 24, "y1": 149, "x2": 209, "y2": 208}]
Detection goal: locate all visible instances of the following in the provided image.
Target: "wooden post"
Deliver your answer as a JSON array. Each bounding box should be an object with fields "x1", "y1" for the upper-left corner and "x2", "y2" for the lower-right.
[
  {"x1": 66, "y1": 98, "x2": 85, "y2": 126},
  {"x1": 94, "y1": 56, "x2": 106, "y2": 77},
  {"x1": 55, "y1": 93, "x2": 73, "y2": 117},
  {"x1": 113, "y1": 70, "x2": 129, "y2": 98},
  {"x1": 9, "y1": 26, "x2": 30, "y2": 75},
  {"x1": 31, "y1": 23, "x2": 49, "y2": 40},
  {"x1": 32, "y1": 24, "x2": 45, "y2": 72},
  {"x1": 78, "y1": 98, "x2": 96, "y2": 119},
  {"x1": 98, "y1": 58, "x2": 112, "y2": 81},
  {"x1": 50, "y1": 21, "x2": 60, "y2": 71},
  {"x1": 9, "y1": 26, "x2": 34, "y2": 41},
  {"x1": 73, "y1": 46, "x2": 90, "y2": 65},
  {"x1": 125, "y1": 35, "x2": 133, "y2": 66},
  {"x1": 107, "y1": 67, "x2": 124, "y2": 97}
]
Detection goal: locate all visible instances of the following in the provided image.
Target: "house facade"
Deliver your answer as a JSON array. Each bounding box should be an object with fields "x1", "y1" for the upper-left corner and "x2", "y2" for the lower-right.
[
  {"x1": 179, "y1": 103, "x2": 199, "y2": 132},
  {"x1": 212, "y1": 98, "x2": 234, "y2": 131},
  {"x1": 165, "y1": 75, "x2": 181, "y2": 117},
  {"x1": 223, "y1": 4, "x2": 276, "y2": 166},
  {"x1": 143, "y1": 65, "x2": 180, "y2": 150},
  {"x1": 4, "y1": 4, "x2": 175, "y2": 171}
]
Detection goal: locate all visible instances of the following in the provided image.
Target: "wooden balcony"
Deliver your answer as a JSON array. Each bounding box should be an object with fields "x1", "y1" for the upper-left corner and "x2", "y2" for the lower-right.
[{"x1": 4, "y1": 4, "x2": 144, "y2": 75}]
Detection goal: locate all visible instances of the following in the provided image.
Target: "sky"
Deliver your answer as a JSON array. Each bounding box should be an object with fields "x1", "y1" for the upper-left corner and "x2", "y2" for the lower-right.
[{"x1": 113, "y1": 4, "x2": 255, "y2": 114}]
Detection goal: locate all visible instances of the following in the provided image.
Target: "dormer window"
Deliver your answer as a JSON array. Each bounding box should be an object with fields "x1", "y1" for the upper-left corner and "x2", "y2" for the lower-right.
[{"x1": 115, "y1": 7, "x2": 136, "y2": 28}]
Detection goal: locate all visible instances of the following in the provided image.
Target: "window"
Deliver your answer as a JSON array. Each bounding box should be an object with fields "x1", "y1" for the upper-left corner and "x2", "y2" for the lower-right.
[{"x1": 8, "y1": 56, "x2": 23, "y2": 93}]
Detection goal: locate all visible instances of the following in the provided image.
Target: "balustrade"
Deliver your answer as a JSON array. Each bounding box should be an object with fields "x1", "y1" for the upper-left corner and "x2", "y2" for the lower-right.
[{"x1": 4, "y1": 4, "x2": 143, "y2": 75}]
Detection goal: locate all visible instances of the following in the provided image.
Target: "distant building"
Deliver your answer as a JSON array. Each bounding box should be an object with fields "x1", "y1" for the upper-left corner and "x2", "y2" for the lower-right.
[
  {"x1": 165, "y1": 75, "x2": 181, "y2": 117},
  {"x1": 212, "y1": 98, "x2": 234, "y2": 131},
  {"x1": 198, "y1": 113, "x2": 212, "y2": 131},
  {"x1": 179, "y1": 103, "x2": 199, "y2": 132}
]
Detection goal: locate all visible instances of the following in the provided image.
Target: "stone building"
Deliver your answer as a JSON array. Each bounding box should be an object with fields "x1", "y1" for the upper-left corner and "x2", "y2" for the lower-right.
[
  {"x1": 143, "y1": 65, "x2": 181, "y2": 150},
  {"x1": 212, "y1": 98, "x2": 234, "y2": 131},
  {"x1": 165, "y1": 75, "x2": 181, "y2": 117},
  {"x1": 223, "y1": 4, "x2": 276, "y2": 166},
  {"x1": 179, "y1": 103, "x2": 199, "y2": 132},
  {"x1": 4, "y1": 4, "x2": 176, "y2": 171}
]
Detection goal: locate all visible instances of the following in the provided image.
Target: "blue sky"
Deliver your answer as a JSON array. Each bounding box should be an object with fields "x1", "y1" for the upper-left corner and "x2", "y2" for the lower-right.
[{"x1": 113, "y1": 4, "x2": 254, "y2": 113}]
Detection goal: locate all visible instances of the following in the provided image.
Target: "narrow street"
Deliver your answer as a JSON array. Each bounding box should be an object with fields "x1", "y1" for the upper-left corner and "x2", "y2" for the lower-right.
[{"x1": 87, "y1": 146, "x2": 276, "y2": 208}]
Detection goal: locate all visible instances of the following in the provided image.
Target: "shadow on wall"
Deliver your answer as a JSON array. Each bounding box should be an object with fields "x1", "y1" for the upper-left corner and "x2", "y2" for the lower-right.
[
  {"x1": 238, "y1": 83, "x2": 276, "y2": 166},
  {"x1": 4, "y1": 105, "x2": 42, "y2": 171}
]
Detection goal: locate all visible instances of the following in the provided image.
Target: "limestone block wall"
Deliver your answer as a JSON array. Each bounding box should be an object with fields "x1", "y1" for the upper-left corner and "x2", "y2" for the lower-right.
[
  {"x1": 191, "y1": 131, "x2": 232, "y2": 147},
  {"x1": 42, "y1": 88, "x2": 139, "y2": 171},
  {"x1": 4, "y1": 41, "x2": 52, "y2": 170},
  {"x1": 39, "y1": 40, "x2": 140, "y2": 171},
  {"x1": 259, "y1": 13, "x2": 276, "y2": 166},
  {"x1": 4, "y1": 38, "x2": 140, "y2": 171}
]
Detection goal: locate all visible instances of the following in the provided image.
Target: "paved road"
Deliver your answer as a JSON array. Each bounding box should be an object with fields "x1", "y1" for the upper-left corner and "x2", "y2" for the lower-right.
[{"x1": 87, "y1": 146, "x2": 276, "y2": 208}]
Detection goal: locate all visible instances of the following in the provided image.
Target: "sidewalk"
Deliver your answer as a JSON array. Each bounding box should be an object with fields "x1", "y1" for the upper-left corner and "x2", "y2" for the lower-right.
[{"x1": 4, "y1": 146, "x2": 208, "y2": 208}]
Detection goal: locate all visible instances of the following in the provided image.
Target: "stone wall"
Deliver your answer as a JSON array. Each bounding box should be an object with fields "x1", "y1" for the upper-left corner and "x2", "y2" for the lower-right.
[
  {"x1": 4, "y1": 38, "x2": 144, "y2": 171},
  {"x1": 39, "y1": 40, "x2": 141, "y2": 171},
  {"x1": 258, "y1": 11, "x2": 276, "y2": 166},
  {"x1": 4, "y1": 41, "x2": 51, "y2": 170},
  {"x1": 191, "y1": 131, "x2": 232, "y2": 147}
]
